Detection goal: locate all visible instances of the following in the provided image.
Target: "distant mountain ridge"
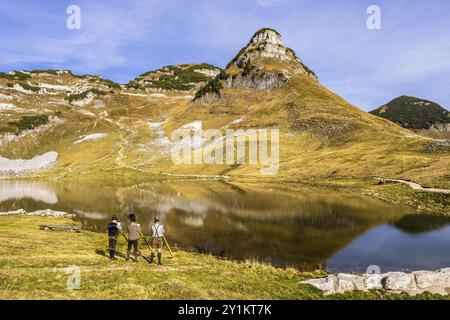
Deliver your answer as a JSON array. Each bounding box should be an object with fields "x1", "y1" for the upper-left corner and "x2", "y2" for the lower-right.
[{"x1": 370, "y1": 96, "x2": 450, "y2": 130}]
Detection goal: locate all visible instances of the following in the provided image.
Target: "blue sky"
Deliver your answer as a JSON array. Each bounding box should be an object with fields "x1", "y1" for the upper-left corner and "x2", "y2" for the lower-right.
[{"x1": 0, "y1": 0, "x2": 449, "y2": 111}]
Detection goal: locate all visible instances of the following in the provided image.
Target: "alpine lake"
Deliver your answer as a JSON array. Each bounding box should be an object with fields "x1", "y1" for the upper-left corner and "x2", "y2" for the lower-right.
[{"x1": 1, "y1": 179, "x2": 450, "y2": 273}]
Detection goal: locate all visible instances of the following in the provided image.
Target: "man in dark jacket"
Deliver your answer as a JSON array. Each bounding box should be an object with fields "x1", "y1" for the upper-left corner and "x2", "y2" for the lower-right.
[
  {"x1": 107, "y1": 215, "x2": 121, "y2": 260},
  {"x1": 127, "y1": 213, "x2": 141, "y2": 262}
]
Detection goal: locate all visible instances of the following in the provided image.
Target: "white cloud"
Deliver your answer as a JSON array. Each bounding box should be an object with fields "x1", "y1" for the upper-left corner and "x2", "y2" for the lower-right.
[{"x1": 0, "y1": 0, "x2": 176, "y2": 72}]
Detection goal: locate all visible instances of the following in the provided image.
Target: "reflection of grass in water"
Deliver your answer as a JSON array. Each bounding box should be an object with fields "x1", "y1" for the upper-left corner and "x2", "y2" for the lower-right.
[{"x1": 393, "y1": 214, "x2": 450, "y2": 234}]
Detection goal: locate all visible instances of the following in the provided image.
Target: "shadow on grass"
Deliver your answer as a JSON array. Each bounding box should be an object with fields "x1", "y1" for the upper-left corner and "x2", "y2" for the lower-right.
[{"x1": 95, "y1": 249, "x2": 150, "y2": 263}]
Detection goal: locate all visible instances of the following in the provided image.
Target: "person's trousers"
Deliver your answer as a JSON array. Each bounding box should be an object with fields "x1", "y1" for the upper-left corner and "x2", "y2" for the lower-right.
[
  {"x1": 127, "y1": 239, "x2": 139, "y2": 253},
  {"x1": 109, "y1": 237, "x2": 117, "y2": 250}
]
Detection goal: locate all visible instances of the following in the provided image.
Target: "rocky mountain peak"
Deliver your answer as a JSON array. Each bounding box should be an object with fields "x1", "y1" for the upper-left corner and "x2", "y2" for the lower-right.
[
  {"x1": 224, "y1": 28, "x2": 317, "y2": 90},
  {"x1": 245, "y1": 28, "x2": 290, "y2": 62},
  {"x1": 227, "y1": 28, "x2": 294, "y2": 68}
]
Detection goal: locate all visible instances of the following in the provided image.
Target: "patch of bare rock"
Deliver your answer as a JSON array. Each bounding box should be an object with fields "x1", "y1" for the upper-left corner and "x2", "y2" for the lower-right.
[{"x1": 0, "y1": 208, "x2": 74, "y2": 218}]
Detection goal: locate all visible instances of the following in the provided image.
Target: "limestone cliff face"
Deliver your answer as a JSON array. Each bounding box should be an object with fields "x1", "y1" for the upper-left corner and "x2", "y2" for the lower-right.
[
  {"x1": 227, "y1": 71, "x2": 290, "y2": 90},
  {"x1": 429, "y1": 123, "x2": 450, "y2": 132},
  {"x1": 225, "y1": 28, "x2": 317, "y2": 90}
]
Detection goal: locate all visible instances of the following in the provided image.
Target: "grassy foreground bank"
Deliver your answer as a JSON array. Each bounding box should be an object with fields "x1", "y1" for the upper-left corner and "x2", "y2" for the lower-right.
[{"x1": 0, "y1": 216, "x2": 446, "y2": 300}]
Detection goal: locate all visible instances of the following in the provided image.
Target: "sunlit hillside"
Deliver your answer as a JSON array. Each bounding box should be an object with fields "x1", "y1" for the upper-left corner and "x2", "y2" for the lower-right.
[{"x1": 0, "y1": 29, "x2": 448, "y2": 190}]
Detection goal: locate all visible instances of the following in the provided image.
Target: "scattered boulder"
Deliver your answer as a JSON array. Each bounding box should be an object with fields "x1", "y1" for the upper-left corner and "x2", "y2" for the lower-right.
[
  {"x1": 300, "y1": 269, "x2": 450, "y2": 296},
  {"x1": 301, "y1": 275, "x2": 336, "y2": 295},
  {"x1": 438, "y1": 268, "x2": 450, "y2": 288},
  {"x1": 363, "y1": 273, "x2": 383, "y2": 290},
  {"x1": 383, "y1": 272, "x2": 412, "y2": 291},
  {"x1": 336, "y1": 273, "x2": 364, "y2": 293},
  {"x1": 414, "y1": 271, "x2": 442, "y2": 289},
  {"x1": 40, "y1": 224, "x2": 80, "y2": 232}
]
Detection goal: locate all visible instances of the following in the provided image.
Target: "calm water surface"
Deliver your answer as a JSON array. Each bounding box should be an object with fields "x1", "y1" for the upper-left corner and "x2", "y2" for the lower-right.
[{"x1": 1, "y1": 180, "x2": 449, "y2": 272}]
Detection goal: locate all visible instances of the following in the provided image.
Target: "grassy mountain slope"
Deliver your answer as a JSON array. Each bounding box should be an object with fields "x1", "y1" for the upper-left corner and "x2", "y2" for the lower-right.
[
  {"x1": 155, "y1": 75, "x2": 449, "y2": 188},
  {"x1": 0, "y1": 29, "x2": 448, "y2": 192}
]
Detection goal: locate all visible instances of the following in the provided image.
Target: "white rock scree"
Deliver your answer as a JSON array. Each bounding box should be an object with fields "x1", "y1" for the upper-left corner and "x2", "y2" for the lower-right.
[
  {"x1": 73, "y1": 133, "x2": 107, "y2": 144},
  {"x1": 0, "y1": 151, "x2": 58, "y2": 175},
  {"x1": 0, "y1": 209, "x2": 74, "y2": 218},
  {"x1": 301, "y1": 269, "x2": 450, "y2": 296}
]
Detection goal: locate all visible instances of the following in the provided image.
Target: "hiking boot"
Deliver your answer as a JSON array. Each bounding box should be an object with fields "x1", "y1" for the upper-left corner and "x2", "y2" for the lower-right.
[
  {"x1": 109, "y1": 249, "x2": 114, "y2": 260},
  {"x1": 157, "y1": 253, "x2": 162, "y2": 265},
  {"x1": 134, "y1": 253, "x2": 138, "y2": 263},
  {"x1": 149, "y1": 252, "x2": 155, "y2": 264}
]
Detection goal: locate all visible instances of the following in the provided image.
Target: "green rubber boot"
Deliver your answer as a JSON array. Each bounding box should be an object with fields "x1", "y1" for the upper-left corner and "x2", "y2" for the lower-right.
[{"x1": 157, "y1": 253, "x2": 162, "y2": 265}]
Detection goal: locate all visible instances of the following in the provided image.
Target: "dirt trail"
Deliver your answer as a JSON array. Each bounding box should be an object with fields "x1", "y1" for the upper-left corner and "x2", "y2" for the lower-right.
[{"x1": 378, "y1": 178, "x2": 450, "y2": 194}]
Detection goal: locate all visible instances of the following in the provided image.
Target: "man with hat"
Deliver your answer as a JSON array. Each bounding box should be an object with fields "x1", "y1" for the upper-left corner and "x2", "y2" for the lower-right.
[
  {"x1": 126, "y1": 213, "x2": 141, "y2": 262},
  {"x1": 107, "y1": 215, "x2": 121, "y2": 260},
  {"x1": 150, "y1": 217, "x2": 165, "y2": 265}
]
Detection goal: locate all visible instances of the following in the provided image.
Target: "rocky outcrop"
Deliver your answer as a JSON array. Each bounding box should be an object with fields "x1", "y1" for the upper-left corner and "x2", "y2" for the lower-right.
[
  {"x1": 225, "y1": 28, "x2": 317, "y2": 91},
  {"x1": 194, "y1": 92, "x2": 222, "y2": 104},
  {"x1": 194, "y1": 68, "x2": 221, "y2": 78},
  {"x1": 227, "y1": 71, "x2": 290, "y2": 90},
  {"x1": 0, "y1": 117, "x2": 65, "y2": 147},
  {"x1": 300, "y1": 269, "x2": 450, "y2": 296},
  {"x1": 228, "y1": 28, "x2": 293, "y2": 66},
  {"x1": 425, "y1": 140, "x2": 450, "y2": 153},
  {"x1": 429, "y1": 123, "x2": 450, "y2": 132}
]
